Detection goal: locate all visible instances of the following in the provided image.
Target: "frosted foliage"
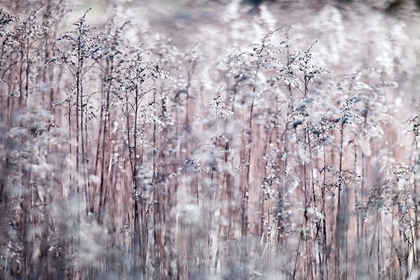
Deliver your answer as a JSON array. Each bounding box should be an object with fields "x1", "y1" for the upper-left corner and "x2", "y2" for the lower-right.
[{"x1": 2, "y1": 1, "x2": 420, "y2": 280}]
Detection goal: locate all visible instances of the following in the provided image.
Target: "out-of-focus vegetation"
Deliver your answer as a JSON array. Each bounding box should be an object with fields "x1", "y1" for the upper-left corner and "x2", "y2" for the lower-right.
[{"x1": 1, "y1": 0, "x2": 420, "y2": 279}]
